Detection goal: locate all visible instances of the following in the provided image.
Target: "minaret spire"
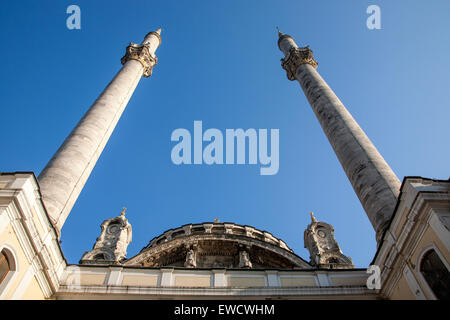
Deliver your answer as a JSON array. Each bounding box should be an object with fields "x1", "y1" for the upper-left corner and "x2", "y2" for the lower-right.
[
  {"x1": 278, "y1": 32, "x2": 401, "y2": 243},
  {"x1": 38, "y1": 29, "x2": 162, "y2": 233},
  {"x1": 276, "y1": 27, "x2": 283, "y2": 37},
  {"x1": 310, "y1": 211, "x2": 317, "y2": 223}
]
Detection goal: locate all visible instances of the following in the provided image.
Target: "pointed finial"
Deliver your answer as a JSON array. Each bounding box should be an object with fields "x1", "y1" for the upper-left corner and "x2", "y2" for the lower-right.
[
  {"x1": 155, "y1": 28, "x2": 162, "y2": 35},
  {"x1": 121, "y1": 207, "x2": 127, "y2": 216},
  {"x1": 276, "y1": 26, "x2": 283, "y2": 37},
  {"x1": 310, "y1": 211, "x2": 317, "y2": 223}
]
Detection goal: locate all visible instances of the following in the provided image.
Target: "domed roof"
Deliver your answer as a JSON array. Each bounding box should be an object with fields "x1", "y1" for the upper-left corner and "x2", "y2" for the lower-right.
[{"x1": 124, "y1": 222, "x2": 311, "y2": 269}]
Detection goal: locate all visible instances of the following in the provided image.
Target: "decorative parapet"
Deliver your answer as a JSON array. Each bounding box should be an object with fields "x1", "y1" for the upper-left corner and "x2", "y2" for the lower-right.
[
  {"x1": 142, "y1": 222, "x2": 293, "y2": 253},
  {"x1": 281, "y1": 46, "x2": 318, "y2": 81},
  {"x1": 203, "y1": 223, "x2": 213, "y2": 233},
  {"x1": 121, "y1": 42, "x2": 158, "y2": 77},
  {"x1": 58, "y1": 265, "x2": 375, "y2": 299}
]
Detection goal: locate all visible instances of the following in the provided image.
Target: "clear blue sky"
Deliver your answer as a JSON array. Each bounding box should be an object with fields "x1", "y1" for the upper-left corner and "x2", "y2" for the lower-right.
[{"x1": 1, "y1": 1, "x2": 449, "y2": 267}]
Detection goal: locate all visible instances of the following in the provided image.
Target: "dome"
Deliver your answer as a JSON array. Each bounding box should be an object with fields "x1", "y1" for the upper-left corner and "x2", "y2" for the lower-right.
[{"x1": 124, "y1": 222, "x2": 311, "y2": 269}]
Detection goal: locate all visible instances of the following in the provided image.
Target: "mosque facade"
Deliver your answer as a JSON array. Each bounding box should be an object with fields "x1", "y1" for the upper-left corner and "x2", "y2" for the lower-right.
[{"x1": 0, "y1": 29, "x2": 449, "y2": 300}]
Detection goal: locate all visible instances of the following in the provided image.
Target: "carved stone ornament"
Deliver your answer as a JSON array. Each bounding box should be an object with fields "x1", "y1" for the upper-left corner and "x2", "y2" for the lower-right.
[
  {"x1": 304, "y1": 218, "x2": 353, "y2": 269},
  {"x1": 124, "y1": 222, "x2": 311, "y2": 269},
  {"x1": 121, "y1": 42, "x2": 157, "y2": 78},
  {"x1": 184, "y1": 249, "x2": 197, "y2": 268},
  {"x1": 239, "y1": 250, "x2": 253, "y2": 269},
  {"x1": 281, "y1": 46, "x2": 318, "y2": 81},
  {"x1": 80, "y1": 214, "x2": 132, "y2": 264}
]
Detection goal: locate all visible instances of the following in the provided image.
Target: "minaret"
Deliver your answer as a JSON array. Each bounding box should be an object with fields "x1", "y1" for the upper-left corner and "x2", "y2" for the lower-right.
[
  {"x1": 38, "y1": 29, "x2": 162, "y2": 233},
  {"x1": 278, "y1": 31, "x2": 401, "y2": 243}
]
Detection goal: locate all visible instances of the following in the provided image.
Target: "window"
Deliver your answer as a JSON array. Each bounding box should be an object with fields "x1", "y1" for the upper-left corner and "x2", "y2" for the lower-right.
[
  {"x1": 327, "y1": 258, "x2": 339, "y2": 264},
  {"x1": 93, "y1": 253, "x2": 106, "y2": 260},
  {"x1": 420, "y1": 249, "x2": 450, "y2": 300},
  {"x1": 0, "y1": 250, "x2": 10, "y2": 285},
  {"x1": 0, "y1": 246, "x2": 18, "y2": 297}
]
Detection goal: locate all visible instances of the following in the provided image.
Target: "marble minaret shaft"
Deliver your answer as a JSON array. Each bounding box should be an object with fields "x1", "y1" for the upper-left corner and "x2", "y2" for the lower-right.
[
  {"x1": 278, "y1": 31, "x2": 401, "y2": 242},
  {"x1": 38, "y1": 29, "x2": 162, "y2": 232}
]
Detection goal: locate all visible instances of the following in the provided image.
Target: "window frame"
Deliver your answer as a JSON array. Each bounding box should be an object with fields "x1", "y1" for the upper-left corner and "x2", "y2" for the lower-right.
[
  {"x1": 0, "y1": 250, "x2": 10, "y2": 283},
  {"x1": 0, "y1": 244, "x2": 19, "y2": 299},
  {"x1": 415, "y1": 243, "x2": 450, "y2": 300}
]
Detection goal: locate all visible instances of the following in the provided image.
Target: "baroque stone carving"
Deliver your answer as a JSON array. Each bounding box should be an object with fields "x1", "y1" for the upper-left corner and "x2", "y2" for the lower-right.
[
  {"x1": 143, "y1": 222, "x2": 291, "y2": 251},
  {"x1": 239, "y1": 250, "x2": 253, "y2": 269},
  {"x1": 304, "y1": 213, "x2": 353, "y2": 269},
  {"x1": 184, "y1": 249, "x2": 197, "y2": 268},
  {"x1": 121, "y1": 42, "x2": 157, "y2": 77},
  {"x1": 281, "y1": 46, "x2": 318, "y2": 81},
  {"x1": 80, "y1": 210, "x2": 132, "y2": 264},
  {"x1": 124, "y1": 222, "x2": 312, "y2": 269}
]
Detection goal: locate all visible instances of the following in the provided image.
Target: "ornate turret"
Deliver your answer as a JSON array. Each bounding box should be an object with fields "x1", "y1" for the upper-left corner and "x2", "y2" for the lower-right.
[
  {"x1": 80, "y1": 208, "x2": 132, "y2": 264},
  {"x1": 304, "y1": 212, "x2": 353, "y2": 269}
]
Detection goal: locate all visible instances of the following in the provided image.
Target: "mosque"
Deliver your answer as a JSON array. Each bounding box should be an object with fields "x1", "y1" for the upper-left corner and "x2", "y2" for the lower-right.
[{"x1": 0, "y1": 28, "x2": 448, "y2": 300}]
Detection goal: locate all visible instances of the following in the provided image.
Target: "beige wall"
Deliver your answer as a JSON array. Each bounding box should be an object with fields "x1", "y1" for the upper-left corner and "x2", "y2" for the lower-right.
[
  {"x1": 0, "y1": 223, "x2": 42, "y2": 299},
  {"x1": 228, "y1": 277, "x2": 265, "y2": 287},
  {"x1": 20, "y1": 276, "x2": 46, "y2": 300},
  {"x1": 78, "y1": 273, "x2": 107, "y2": 286},
  {"x1": 122, "y1": 274, "x2": 158, "y2": 287},
  {"x1": 174, "y1": 276, "x2": 211, "y2": 287},
  {"x1": 58, "y1": 267, "x2": 375, "y2": 298},
  {"x1": 329, "y1": 276, "x2": 368, "y2": 287},
  {"x1": 389, "y1": 275, "x2": 416, "y2": 300},
  {"x1": 280, "y1": 277, "x2": 316, "y2": 287}
]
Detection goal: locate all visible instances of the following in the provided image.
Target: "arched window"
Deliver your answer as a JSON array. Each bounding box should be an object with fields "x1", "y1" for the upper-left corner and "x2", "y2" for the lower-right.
[
  {"x1": 328, "y1": 258, "x2": 339, "y2": 264},
  {"x1": 0, "y1": 250, "x2": 10, "y2": 285},
  {"x1": 0, "y1": 247, "x2": 17, "y2": 298},
  {"x1": 93, "y1": 253, "x2": 106, "y2": 260},
  {"x1": 420, "y1": 249, "x2": 450, "y2": 300}
]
